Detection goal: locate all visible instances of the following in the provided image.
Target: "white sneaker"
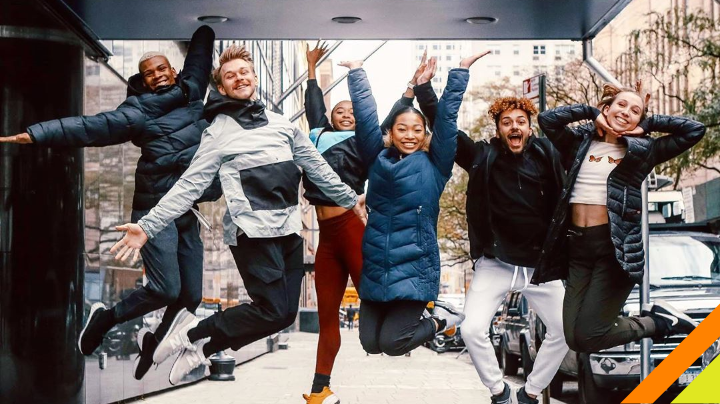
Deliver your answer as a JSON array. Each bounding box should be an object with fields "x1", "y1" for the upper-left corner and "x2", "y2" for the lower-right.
[
  {"x1": 153, "y1": 309, "x2": 199, "y2": 364},
  {"x1": 169, "y1": 338, "x2": 211, "y2": 385},
  {"x1": 433, "y1": 301, "x2": 465, "y2": 333}
]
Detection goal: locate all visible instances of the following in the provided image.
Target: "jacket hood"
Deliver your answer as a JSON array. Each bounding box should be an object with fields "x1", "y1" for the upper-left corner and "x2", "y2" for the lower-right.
[{"x1": 203, "y1": 91, "x2": 268, "y2": 129}]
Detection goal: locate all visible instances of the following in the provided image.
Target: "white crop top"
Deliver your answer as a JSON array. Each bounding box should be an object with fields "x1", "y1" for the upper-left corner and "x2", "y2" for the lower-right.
[{"x1": 570, "y1": 140, "x2": 627, "y2": 206}]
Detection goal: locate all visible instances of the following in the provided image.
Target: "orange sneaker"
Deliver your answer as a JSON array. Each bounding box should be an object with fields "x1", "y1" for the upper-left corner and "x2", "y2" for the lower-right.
[{"x1": 303, "y1": 387, "x2": 340, "y2": 404}]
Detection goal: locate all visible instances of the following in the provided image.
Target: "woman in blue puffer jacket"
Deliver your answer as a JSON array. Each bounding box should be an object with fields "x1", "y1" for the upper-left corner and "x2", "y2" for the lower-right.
[{"x1": 340, "y1": 52, "x2": 488, "y2": 356}]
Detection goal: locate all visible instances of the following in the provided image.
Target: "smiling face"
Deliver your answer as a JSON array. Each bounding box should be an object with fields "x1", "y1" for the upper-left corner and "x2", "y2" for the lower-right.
[
  {"x1": 331, "y1": 101, "x2": 355, "y2": 131},
  {"x1": 139, "y1": 56, "x2": 177, "y2": 91},
  {"x1": 603, "y1": 91, "x2": 644, "y2": 133},
  {"x1": 496, "y1": 108, "x2": 532, "y2": 154},
  {"x1": 217, "y1": 58, "x2": 258, "y2": 100},
  {"x1": 389, "y1": 111, "x2": 427, "y2": 155}
]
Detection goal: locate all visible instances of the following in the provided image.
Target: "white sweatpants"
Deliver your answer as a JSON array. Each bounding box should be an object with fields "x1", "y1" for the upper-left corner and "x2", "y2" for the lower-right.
[{"x1": 462, "y1": 257, "x2": 568, "y2": 397}]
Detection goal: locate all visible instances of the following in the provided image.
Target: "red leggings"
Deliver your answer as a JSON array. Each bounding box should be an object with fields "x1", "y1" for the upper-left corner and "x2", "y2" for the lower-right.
[{"x1": 314, "y1": 209, "x2": 364, "y2": 375}]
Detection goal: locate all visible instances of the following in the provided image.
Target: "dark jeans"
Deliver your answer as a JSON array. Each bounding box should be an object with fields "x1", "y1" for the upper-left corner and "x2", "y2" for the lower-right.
[
  {"x1": 113, "y1": 209, "x2": 203, "y2": 340},
  {"x1": 563, "y1": 224, "x2": 656, "y2": 353},
  {"x1": 197, "y1": 233, "x2": 304, "y2": 351},
  {"x1": 359, "y1": 300, "x2": 435, "y2": 356}
]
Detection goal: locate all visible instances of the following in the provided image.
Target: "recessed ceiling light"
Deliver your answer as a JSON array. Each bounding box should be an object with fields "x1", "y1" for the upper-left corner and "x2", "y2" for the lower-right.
[
  {"x1": 198, "y1": 16, "x2": 229, "y2": 23},
  {"x1": 466, "y1": 16, "x2": 498, "y2": 25},
  {"x1": 332, "y1": 16, "x2": 362, "y2": 24}
]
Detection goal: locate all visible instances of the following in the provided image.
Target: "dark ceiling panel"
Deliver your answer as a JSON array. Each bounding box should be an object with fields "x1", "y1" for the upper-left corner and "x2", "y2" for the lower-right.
[{"x1": 60, "y1": 0, "x2": 631, "y2": 41}]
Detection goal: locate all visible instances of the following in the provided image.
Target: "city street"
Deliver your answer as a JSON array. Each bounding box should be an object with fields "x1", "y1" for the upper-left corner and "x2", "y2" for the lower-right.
[{"x1": 132, "y1": 330, "x2": 567, "y2": 404}]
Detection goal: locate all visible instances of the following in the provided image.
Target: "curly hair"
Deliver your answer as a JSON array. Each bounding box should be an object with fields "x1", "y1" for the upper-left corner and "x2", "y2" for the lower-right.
[
  {"x1": 596, "y1": 82, "x2": 649, "y2": 121},
  {"x1": 213, "y1": 45, "x2": 255, "y2": 85},
  {"x1": 488, "y1": 97, "x2": 538, "y2": 128}
]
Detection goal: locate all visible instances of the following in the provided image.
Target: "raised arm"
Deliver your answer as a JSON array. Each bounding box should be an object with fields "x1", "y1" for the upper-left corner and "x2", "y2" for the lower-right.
[
  {"x1": 0, "y1": 98, "x2": 146, "y2": 147},
  {"x1": 537, "y1": 104, "x2": 601, "y2": 157},
  {"x1": 635, "y1": 115, "x2": 706, "y2": 166},
  {"x1": 380, "y1": 51, "x2": 429, "y2": 130},
  {"x1": 178, "y1": 25, "x2": 215, "y2": 102},
  {"x1": 343, "y1": 62, "x2": 384, "y2": 165},
  {"x1": 431, "y1": 52, "x2": 488, "y2": 177},
  {"x1": 305, "y1": 41, "x2": 333, "y2": 131}
]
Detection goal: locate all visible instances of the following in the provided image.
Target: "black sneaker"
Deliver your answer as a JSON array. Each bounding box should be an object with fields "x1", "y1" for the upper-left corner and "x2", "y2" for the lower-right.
[
  {"x1": 644, "y1": 299, "x2": 698, "y2": 341},
  {"x1": 78, "y1": 302, "x2": 108, "y2": 355},
  {"x1": 133, "y1": 329, "x2": 158, "y2": 380},
  {"x1": 517, "y1": 387, "x2": 538, "y2": 404},
  {"x1": 433, "y1": 301, "x2": 466, "y2": 334},
  {"x1": 491, "y1": 382, "x2": 514, "y2": 404}
]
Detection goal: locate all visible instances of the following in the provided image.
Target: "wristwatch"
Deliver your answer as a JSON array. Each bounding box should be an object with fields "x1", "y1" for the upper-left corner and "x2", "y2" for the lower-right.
[{"x1": 407, "y1": 81, "x2": 416, "y2": 91}]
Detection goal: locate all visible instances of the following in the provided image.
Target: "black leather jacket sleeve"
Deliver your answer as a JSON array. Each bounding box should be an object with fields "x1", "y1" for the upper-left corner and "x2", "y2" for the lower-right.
[
  {"x1": 537, "y1": 104, "x2": 601, "y2": 157},
  {"x1": 179, "y1": 25, "x2": 215, "y2": 102},
  {"x1": 455, "y1": 130, "x2": 476, "y2": 172},
  {"x1": 638, "y1": 114, "x2": 707, "y2": 166},
  {"x1": 414, "y1": 82, "x2": 438, "y2": 129},
  {"x1": 305, "y1": 79, "x2": 333, "y2": 131}
]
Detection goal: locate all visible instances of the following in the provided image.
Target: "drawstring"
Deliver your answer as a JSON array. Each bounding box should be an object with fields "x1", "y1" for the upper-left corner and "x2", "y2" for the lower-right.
[{"x1": 510, "y1": 265, "x2": 530, "y2": 292}]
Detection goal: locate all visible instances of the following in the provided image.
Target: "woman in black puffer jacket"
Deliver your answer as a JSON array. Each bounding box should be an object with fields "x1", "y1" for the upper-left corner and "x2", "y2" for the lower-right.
[{"x1": 534, "y1": 83, "x2": 706, "y2": 353}]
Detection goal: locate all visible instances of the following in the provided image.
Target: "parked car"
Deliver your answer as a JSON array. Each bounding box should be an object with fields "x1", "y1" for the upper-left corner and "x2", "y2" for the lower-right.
[
  {"x1": 496, "y1": 291, "x2": 541, "y2": 381},
  {"x1": 490, "y1": 306, "x2": 503, "y2": 363},
  {"x1": 535, "y1": 226, "x2": 720, "y2": 403},
  {"x1": 702, "y1": 337, "x2": 720, "y2": 370}
]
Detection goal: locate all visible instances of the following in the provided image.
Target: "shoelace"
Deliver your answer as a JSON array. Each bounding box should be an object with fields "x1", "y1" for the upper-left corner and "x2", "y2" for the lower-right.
[
  {"x1": 168, "y1": 330, "x2": 196, "y2": 354},
  {"x1": 183, "y1": 348, "x2": 210, "y2": 369}
]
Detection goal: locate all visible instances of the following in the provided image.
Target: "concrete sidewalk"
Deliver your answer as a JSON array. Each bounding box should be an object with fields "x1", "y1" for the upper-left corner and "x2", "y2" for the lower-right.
[{"x1": 135, "y1": 329, "x2": 566, "y2": 404}]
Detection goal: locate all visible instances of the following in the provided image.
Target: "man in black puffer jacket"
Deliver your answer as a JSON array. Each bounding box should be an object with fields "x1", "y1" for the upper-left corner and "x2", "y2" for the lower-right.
[{"x1": 0, "y1": 25, "x2": 219, "y2": 380}]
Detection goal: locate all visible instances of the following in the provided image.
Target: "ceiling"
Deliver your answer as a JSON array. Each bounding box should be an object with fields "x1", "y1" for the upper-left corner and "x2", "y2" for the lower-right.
[{"x1": 61, "y1": 0, "x2": 632, "y2": 41}]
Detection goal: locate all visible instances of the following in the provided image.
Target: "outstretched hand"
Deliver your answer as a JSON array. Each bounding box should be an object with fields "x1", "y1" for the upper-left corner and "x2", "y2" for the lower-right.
[
  {"x1": 111, "y1": 223, "x2": 148, "y2": 263},
  {"x1": 459, "y1": 50, "x2": 492, "y2": 69},
  {"x1": 410, "y1": 50, "x2": 428, "y2": 85},
  {"x1": 306, "y1": 40, "x2": 328, "y2": 66},
  {"x1": 351, "y1": 194, "x2": 367, "y2": 225},
  {"x1": 338, "y1": 60, "x2": 363, "y2": 70},
  {"x1": 0, "y1": 133, "x2": 33, "y2": 144},
  {"x1": 416, "y1": 56, "x2": 437, "y2": 85}
]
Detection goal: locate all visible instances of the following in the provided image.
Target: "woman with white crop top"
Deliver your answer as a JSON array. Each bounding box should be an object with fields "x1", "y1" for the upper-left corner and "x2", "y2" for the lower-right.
[{"x1": 533, "y1": 83, "x2": 706, "y2": 353}]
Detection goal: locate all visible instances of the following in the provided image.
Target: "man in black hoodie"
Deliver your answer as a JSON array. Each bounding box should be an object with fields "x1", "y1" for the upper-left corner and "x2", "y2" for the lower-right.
[
  {"x1": 414, "y1": 84, "x2": 568, "y2": 404},
  {"x1": 0, "y1": 25, "x2": 219, "y2": 381}
]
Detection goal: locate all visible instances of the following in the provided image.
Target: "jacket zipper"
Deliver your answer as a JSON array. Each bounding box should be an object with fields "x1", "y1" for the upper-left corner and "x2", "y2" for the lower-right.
[{"x1": 416, "y1": 206, "x2": 423, "y2": 246}]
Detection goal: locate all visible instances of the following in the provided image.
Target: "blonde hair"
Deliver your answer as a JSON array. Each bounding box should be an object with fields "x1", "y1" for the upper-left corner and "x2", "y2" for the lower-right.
[
  {"x1": 213, "y1": 45, "x2": 255, "y2": 85},
  {"x1": 138, "y1": 52, "x2": 168, "y2": 71}
]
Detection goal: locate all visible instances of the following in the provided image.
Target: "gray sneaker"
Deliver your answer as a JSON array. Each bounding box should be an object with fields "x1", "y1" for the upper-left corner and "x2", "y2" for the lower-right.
[
  {"x1": 153, "y1": 309, "x2": 198, "y2": 364},
  {"x1": 433, "y1": 301, "x2": 465, "y2": 333},
  {"x1": 169, "y1": 338, "x2": 210, "y2": 385},
  {"x1": 491, "y1": 382, "x2": 515, "y2": 404}
]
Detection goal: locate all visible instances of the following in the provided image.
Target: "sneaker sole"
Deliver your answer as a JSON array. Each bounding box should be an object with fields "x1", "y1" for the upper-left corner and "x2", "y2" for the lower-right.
[
  {"x1": 153, "y1": 309, "x2": 195, "y2": 364},
  {"x1": 78, "y1": 302, "x2": 107, "y2": 355}
]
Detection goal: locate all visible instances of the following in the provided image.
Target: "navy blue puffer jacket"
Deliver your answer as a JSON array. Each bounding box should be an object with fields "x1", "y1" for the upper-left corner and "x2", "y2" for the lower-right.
[
  {"x1": 27, "y1": 26, "x2": 218, "y2": 210},
  {"x1": 348, "y1": 68, "x2": 469, "y2": 302}
]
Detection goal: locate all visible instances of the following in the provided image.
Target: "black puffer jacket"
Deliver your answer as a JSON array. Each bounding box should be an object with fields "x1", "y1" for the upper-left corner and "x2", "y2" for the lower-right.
[
  {"x1": 413, "y1": 82, "x2": 566, "y2": 268},
  {"x1": 533, "y1": 105, "x2": 706, "y2": 284},
  {"x1": 27, "y1": 25, "x2": 219, "y2": 210}
]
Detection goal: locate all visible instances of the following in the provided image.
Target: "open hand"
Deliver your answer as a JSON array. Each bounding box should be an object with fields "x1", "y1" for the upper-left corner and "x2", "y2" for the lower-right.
[
  {"x1": 416, "y1": 56, "x2": 437, "y2": 85},
  {"x1": 459, "y1": 50, "x2": 492, "y2": 69},
  {"x1": 352, "y1": 194, "x2": 367, "y2": 225},
  {"x1": 111, "y1": 223, "x2": 148, "y2": 263},
  {"x1": 621, "y1": 126, "x2": 645, "y2": 137},
  {"x1": 0, "y1": 133, "x2": 33, "y2": 144},
  {"x1": 306, "y1": 40, "x2": 328, "y2": 66},
  {"x1": 410, "y1": 50, "x2": 428, "y2": 85},
  {"x1": 338, "y1": 60, "x2": 363, "y2": 70}
]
